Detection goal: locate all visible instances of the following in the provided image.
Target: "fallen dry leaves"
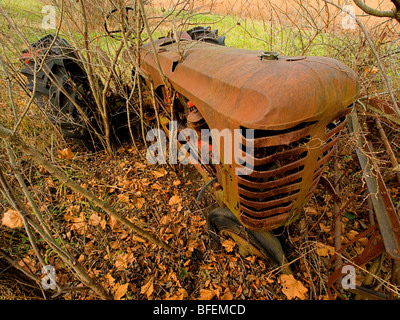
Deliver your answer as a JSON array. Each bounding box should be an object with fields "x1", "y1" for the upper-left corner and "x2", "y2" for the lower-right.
[
  {"x1": 5, "y1": 143, "x2": 353, "y2": 301},
  {"x1": 57, "y1": 147, "x2": 74, "y2": 160},
  {"x1": 115, "y1": 251, "x2": 135, "y2": 271},
  {"x1": 314, "y1": 242, "x2": 335, "y2": 257},
  {"x1": 168, "y1": 195, "x2": 182, "y2": 206},
  {"x1": 199, "y1": 288, "x2": 217, "y2": 300},
  {"x1": 2, "y1": 209, "x2": 23, "y2": 228},
  {"x1": 115, "y1": 283, "x2": 129, "y2": 300},
  {"x1": 222, "y1": 239, "x2": 236, "y2": 253},
  {"x1": 165, "y1": 288, "x2": 188, "y2": 300},
  {"x1": 133, "y1": 197, "x2": 145, "y2": 209},
  {"x1": 278, "y1": 274, "x2": 308, "y2": 300},
  {"x1": 141, "y1": 278, "x2": 154, "y2": 298},
  {"x1": 151, "y1": 168, "x2": 167, "y2": 179}
]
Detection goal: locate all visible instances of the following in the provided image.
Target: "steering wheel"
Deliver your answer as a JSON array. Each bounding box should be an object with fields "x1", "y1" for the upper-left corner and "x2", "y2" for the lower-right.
[{"x1": 104, "y1": 7, "x2": 144, "y2": 40}]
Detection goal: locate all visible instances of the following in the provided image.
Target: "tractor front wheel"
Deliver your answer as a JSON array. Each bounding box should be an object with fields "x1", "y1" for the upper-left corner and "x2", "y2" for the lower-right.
[{"x1": 207, "y1": 207, "x2": 291, "y2": 274}]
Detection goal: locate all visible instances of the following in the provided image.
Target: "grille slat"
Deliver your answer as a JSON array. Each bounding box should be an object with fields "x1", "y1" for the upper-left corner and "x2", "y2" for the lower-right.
[
  {"x1": 241, "y1": 122, "x2": 315, "y2": 148},
  {"x1": 241, "y1": 202, "x2": 294, "y2": 217},
  {"x1": 238, "y1": 145, "x2": 308, "y2": 167},
  {"x1": 324, "y1": 117, "x2": 346, "y2": 140},
  {"x1": 239, "y1": 192, "x2": 299, "y2": 212},
  {"x1": 237, "y1": 157, "x2": 307, "y2": 179},
  {"x1": 238, "y1": 181, "x2": 302, "y2": 199},
  {"x1": 237, "y1": 170, "x2": 303, "y2": 190}
]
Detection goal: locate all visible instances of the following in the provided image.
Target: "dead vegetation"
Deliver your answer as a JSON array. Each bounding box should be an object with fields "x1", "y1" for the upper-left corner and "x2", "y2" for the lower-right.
[{"x1": 0, "y1": 0, "x2": 400, "y2": 300}]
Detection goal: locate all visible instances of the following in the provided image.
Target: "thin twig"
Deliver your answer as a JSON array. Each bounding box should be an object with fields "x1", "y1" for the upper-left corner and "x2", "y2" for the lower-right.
[
  {"x1": 12, "y1": 0, "x2": 65, "y2": 133},
  {"x1": 322, "y1": 0, "x2": 400, "y2": 116},
  {"x1": 138, "y1": 0, "x2": 170, "y2": 89},
  {"x1": 375, "y1": 118, "x2": 400, "y2": 184},
  {"x1": 0, "y1": 123, "x2": 172, "y2": 253},
  {"x1": 0, "y1": 167, "x2": 112, "y2": 300},
  {"x1": 0, "y1": 56, "x2": 18, "y2": 123}
]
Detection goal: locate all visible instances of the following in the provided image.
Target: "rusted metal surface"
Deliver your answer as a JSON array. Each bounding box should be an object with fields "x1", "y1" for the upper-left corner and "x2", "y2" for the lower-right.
[
  {"x1": 140, "y1": 37, "x2": 360, "y2": 231},
  {"x1": 347, "y1": 111, "x2": 400, "y2": 260},
  {"x1": 327, "y1": 225, "x2": 387, "y2": 299},
  {"x1": 366, "y1": 96, "x2": 400, "y2": 117},
  {"x1": 141, "y1": 39, "x2": 359, "y2": 130},
  {"x1": 326, "y1": 110, "x2": 400, "y2": 299},
  {"x1": 237, "y1": 107, "x2": 352, "y2": 230}
]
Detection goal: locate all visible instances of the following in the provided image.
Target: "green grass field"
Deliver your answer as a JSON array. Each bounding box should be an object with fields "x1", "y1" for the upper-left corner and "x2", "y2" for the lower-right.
[
  {"x1": 1, "y1": 0, "x2": 47, "y2": 38},
  {"x1": 0, "y1": 0, "x2": 355, "y2": 57}
]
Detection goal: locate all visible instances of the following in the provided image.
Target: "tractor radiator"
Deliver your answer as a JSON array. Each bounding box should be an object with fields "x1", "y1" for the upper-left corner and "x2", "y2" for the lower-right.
[{"x1": 237, "y1": 106, "x2": 351, "y2": 230}]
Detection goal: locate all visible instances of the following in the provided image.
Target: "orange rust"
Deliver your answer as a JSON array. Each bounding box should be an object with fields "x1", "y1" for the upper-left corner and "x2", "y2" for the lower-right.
[{"x1": 140, "y1": 37, "x2": 359, "y2": 231}]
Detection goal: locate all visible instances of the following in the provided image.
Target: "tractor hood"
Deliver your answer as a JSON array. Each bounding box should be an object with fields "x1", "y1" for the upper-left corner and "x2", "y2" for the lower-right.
[{"x1": 140, "y1": 39, "x2": 359, "y2": 130}]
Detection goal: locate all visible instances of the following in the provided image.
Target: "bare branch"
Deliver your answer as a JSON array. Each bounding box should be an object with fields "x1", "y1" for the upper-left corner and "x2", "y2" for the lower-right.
[
  {"x1": 353, "y1": 0, "x2": 396, "y2": 18},
  {"x1": 324, "y1": 0, "x2": 400, "y2": 116},
  {"x1": 0, "y1": 123, "x2": 173, "y2": 254},
  {"x1": 0, "y1": 169, "x2": 109, "y2": 298}
]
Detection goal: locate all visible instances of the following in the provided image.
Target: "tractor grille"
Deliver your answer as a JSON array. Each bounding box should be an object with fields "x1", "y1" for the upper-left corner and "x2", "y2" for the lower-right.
[{"x1": 237, "y1": 107, "x2": 351, "y2": 230}]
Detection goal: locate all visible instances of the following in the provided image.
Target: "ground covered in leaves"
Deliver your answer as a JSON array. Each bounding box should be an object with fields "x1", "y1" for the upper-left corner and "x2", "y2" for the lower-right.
[{"x1": 2, "y1": 117, "x2": 400, "y2": 300}]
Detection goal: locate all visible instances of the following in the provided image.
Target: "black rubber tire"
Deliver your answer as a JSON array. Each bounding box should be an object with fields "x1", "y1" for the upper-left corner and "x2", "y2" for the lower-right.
[
  {"x1": 207, "y1": 207, "x2": 290, "y2": 273},
  {"x1": 20, "y1": 35, "x2": 103, "y2": 150}
]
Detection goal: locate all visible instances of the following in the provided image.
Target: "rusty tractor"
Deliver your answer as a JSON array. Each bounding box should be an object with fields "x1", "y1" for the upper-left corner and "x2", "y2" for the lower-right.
[{"x1": 21, "y1": 9, "x2": 400, "y2": 299}]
